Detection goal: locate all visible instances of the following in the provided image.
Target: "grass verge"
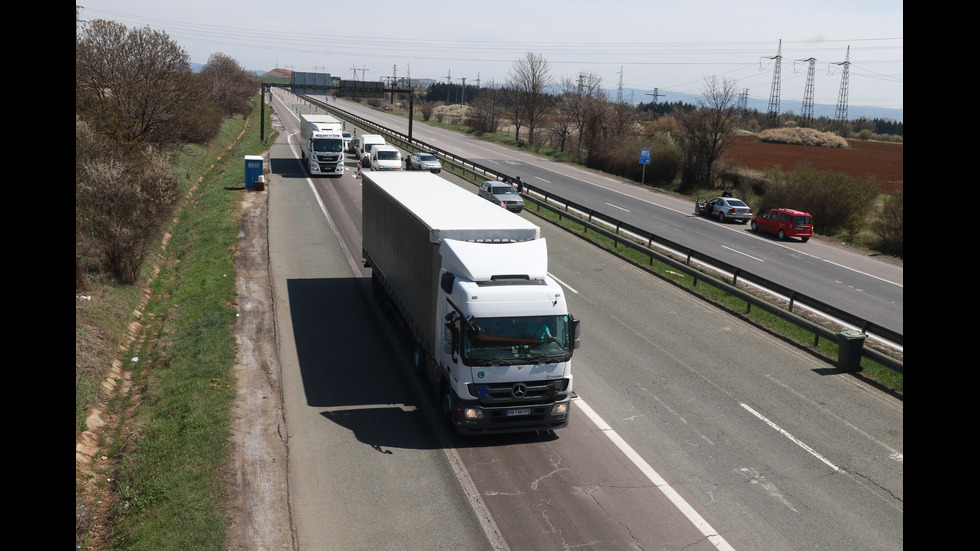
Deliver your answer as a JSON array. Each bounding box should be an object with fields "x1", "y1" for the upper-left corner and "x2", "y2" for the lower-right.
[{"x1": 75, "y1": 94, "x2": 277, "y2": 550}]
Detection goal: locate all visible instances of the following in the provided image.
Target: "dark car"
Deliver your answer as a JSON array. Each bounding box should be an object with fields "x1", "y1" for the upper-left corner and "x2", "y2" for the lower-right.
[
  {"x1": 479, "y1": 180, "x2": 524, "y2": 212},
  {"x1": 751, "y1": 208, "x2": 813, "y2": 242},
  {"x1": 695, "y1": 196, "x2": 753, "y2": 224}
]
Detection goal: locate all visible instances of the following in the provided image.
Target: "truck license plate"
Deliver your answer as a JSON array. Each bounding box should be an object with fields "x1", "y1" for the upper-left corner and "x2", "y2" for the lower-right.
[{"x1": 506, "y1": 408, "x2": 531, "y2": 417}]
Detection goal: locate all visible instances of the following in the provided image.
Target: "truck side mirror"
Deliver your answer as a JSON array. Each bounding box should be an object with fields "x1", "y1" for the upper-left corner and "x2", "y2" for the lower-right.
[
  {"x1": 440, "y1": 272, "x2": 455, "y2": 294},
  {"x1": 571, "y1": 317, "x2": 582, "y2": 350}
]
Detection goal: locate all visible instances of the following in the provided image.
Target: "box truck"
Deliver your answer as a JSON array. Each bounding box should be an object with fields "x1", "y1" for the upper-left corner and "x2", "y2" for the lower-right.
[
  {"x1": 299, "y1": 114, "x2": 345, "y2": 176},
  {"x1": 361, "y1": 172, "x2": 580, "y2": 434}
]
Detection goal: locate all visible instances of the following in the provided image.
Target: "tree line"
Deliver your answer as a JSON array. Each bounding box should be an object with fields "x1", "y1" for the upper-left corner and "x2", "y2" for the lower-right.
[
  {"x1": 403, "y1": 53, "x2": 901, "y2": 256},
  {"x1": 76, "y1": 19, "x2": 260, "y2": 287}
]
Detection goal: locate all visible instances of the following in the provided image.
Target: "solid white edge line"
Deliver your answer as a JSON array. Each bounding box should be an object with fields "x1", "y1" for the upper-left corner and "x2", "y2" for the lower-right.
[{"x1": 573, "y1": 398, "x2": 737, "y2": 551}]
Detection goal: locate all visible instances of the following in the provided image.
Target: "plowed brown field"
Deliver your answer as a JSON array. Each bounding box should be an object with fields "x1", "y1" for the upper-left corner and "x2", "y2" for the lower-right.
[{"x1": 726, "y1": 136, "x2": 903, "y2": 195}]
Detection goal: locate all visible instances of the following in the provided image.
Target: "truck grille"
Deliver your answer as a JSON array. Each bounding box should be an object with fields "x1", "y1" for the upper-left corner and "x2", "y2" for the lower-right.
[{"x1": 468, "y1": 379, "x2": 569, "y2": 405}]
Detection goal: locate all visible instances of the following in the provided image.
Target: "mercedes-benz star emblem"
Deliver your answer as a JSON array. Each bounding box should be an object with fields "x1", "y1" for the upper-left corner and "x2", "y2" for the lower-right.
[{"x1": 512, "y1": 384, "x2": 527, "y2": 398}]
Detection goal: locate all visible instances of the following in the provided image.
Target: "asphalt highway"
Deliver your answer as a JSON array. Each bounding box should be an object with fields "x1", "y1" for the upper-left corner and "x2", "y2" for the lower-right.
[{"x1": 267, "y1": 89, "x2": 903, "y2": 551}]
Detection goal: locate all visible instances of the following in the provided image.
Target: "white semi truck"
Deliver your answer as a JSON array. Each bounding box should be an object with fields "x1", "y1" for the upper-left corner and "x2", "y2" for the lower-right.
[
  {"x1": 361, "y1": 172, "x2": 580, "y2": 434},
  {"x1": 299, "y1": 114, "x2": 345, "y2": 176}
]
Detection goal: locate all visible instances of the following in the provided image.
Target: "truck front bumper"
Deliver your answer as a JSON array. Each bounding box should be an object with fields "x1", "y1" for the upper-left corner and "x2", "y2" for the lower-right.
[{"x1": 450, "y1": 396, "x2": 571, "y2": 434}]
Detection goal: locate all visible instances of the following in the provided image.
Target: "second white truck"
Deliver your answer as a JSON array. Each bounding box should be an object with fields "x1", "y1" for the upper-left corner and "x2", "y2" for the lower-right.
[
  {"x1": 362, "y1": 171, "x2": 580, "y2": 434},
  {"x1": 299, "y1": 114, "x2": 345, "y2": 176}
]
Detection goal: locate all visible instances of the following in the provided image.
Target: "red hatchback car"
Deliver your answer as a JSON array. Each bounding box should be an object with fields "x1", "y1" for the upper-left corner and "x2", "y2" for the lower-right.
[{"x1": 751, "y1": 208, "x2": 813, "y2": 242}]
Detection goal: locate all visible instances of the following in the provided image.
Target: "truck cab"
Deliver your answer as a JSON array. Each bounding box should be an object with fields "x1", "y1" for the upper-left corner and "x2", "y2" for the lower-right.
[
  {"x1": 434, "y1": 239, "x2": 578, "y2": 434},
  {"x1": 304, "y1": 131, "x2": 345, "y2": 176}
]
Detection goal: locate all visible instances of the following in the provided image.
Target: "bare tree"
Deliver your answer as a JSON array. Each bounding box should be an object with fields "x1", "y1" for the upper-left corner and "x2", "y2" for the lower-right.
[
  {"x1": 507, "y1": 52, "x2": 553, "y2": 146},
  {"x1": 468, "y1": 80, "x2": 505, "y2": 133},
  {"x1": 565, "y1": 72, "x2": 607, "y2": 161},
  {"x1": 677, "y1": 76, "x2": 742, "y2": 191},
  {"x1": 200, "y1": 52, "x2": 260, "y2": 116},
  {"x1": 546, "y1": 77, "x2": 579, "y2": 152},
  {"x1": 76, "y1": 19, "x2": 206, "y2": 148}
]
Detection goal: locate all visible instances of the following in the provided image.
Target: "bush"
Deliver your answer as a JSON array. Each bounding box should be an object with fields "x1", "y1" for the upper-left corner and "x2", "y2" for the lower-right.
[
  {"x1": 76, "y1": 119, "x2": 181, "y2": 284},
  {"x1": 873, "y1": 192, "x2": 903, "y2": 258},
  {"x1": 587, "y1": 134, "x2": 682, "y2": 185},
  {"x1": 761, "y1": 164, "x2": 879, "y2": 235},
  {"x1": 758, "y1": 127, "x2": 848, "y2": 148}
]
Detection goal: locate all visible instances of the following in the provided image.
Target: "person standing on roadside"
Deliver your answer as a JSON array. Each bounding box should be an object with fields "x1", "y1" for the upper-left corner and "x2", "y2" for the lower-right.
[{"x1": 515, "y1": 176, "x2": 525, "y2": 194}]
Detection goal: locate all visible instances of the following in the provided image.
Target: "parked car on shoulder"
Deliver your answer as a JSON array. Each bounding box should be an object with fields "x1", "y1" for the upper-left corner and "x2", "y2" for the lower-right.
[
  {"x1": 751, "y1": 208, "x2": 813, "y2": 242},
  {"x1": 406, "y1": 152, "x2": 442, "y2": 173},
  {"x1": 479, "y1": 180, "x2": 524, "y2": 212},
  {"x1": 695, "y1": 196, "x2": 753, "y2": 224}
]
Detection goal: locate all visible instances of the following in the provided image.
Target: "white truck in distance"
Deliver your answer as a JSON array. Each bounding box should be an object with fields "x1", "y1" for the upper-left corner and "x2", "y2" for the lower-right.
[
  {"x1": 357, "y1": 134, "x2": 386, "y2": 163},
  {"x1": 299, "y1": 114, "x2": 345, "y2": 176},
  {"x1": 361, "y1": 172, "x2": 580, "y2": 434}
]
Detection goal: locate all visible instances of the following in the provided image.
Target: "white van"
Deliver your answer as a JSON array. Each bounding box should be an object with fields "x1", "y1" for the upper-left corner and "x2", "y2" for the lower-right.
[
  {"x1": 358, "y1": 134, "x2": 386, "y2": 161},
  {"x1": 369, "y1": 144, "x2": 403, "y2": 171}
]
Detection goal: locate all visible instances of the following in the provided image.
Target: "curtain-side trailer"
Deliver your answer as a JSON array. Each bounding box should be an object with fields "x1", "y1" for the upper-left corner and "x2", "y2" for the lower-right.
[{"x1": 361, "y1": 172, "x2": 580, "y2": 434}]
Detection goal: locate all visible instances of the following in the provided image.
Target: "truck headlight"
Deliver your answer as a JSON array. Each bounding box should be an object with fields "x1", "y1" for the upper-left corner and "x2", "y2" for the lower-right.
[
  {"x1": 463, "y1": 408, "x2": 484, "y2": 420},
  {"x1": 552, "y1": 402, "x2": 568, "y2": 416}
]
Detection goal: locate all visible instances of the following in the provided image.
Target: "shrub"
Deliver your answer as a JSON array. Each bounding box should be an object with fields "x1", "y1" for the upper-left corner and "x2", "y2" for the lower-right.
[
  {"x1": 76, "y1": 119, "x2": 181, "y2": 284},
  {"x1": 762, "y1": 164, "x2": 879, "y2": 235},
  {"x1": 585, "y1": 134, "x2": 682, "y2": 185},
  {"x1": 758, "y1": 127, "x2": 848, "y2": 148},
  {"x1": 873, "y1": 192, "x2": 903, "y2": 258}
]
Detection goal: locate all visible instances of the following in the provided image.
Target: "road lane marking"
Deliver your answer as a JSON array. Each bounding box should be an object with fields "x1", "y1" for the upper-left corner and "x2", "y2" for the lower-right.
[
  {"x1": 548, "y1": 273, "x2": 579, "y2": 294},
  {"x1": 764, "y1": 374, "x2": 903, "y2": 463},
  {"x1": 721, "y1": 245, "x2": 765, "y2": 262},
  {"x1": 574, "y1": 398, "x2": 737, "y2": 551},
  {"x1": 740, "y1": 403, "x2": 843, "y2": 472}
]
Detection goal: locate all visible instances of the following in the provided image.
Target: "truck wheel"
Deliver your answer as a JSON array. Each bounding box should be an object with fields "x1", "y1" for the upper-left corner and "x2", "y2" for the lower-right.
[
  {"x1": 441, "y1": 384, "x2": 456, "y2": 425},
  {"x1": 412, "y1": 343, "x2": 425, "y2": 374},
  {"x1": 371, "y1": 273, "x2": 383, "y2": 299}
]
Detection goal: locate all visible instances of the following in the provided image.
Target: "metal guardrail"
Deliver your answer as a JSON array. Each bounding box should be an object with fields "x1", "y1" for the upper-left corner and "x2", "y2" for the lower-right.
[{"x1": 302, "y1": 95, "x2": 903, "y2": 375}]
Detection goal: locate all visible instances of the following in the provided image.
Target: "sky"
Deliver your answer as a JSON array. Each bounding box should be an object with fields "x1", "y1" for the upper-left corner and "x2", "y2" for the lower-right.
[{"x1": 77, "y1": 1, "x2": 903, "y2": 114}]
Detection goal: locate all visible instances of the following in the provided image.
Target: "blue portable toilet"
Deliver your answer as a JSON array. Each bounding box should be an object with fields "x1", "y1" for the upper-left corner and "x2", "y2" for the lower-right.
[{"x1": 244, "y1": 155, "x2": 263, "y2": 190}]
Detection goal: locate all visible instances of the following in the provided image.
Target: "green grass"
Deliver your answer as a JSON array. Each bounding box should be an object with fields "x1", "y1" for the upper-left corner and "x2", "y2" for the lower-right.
[{"x1": 76, "y1": 94, "x2": 278, "y2": 550}]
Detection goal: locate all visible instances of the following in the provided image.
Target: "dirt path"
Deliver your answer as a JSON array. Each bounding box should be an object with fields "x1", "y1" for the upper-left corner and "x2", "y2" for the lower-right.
[{"x1": 223, "y1": 160, "x2": 295, "y2": 550}]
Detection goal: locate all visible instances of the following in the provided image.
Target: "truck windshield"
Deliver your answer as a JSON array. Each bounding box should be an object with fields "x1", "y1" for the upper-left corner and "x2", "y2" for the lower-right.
[
  {"x1": 378, "y1": 151, "x2": 399, "y2": 160},
  {"x1": 462, "y1": 315, "x2": 571, "y2": 365},
  {"x1": 313, "y1": 138, "x2": 343, "y2": 153}
]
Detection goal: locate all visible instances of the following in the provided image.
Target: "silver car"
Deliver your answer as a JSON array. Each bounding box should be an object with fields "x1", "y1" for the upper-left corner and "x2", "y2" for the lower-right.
[
  {"x1": 479, "y1": 180, "x2": 524, "y2": 213},
  {"x1": 695, "y1": 196, "x2": 753, "y2": 224},
  {"x1": 407, "y1": 152, "x2": 442, "y2": 173}
]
